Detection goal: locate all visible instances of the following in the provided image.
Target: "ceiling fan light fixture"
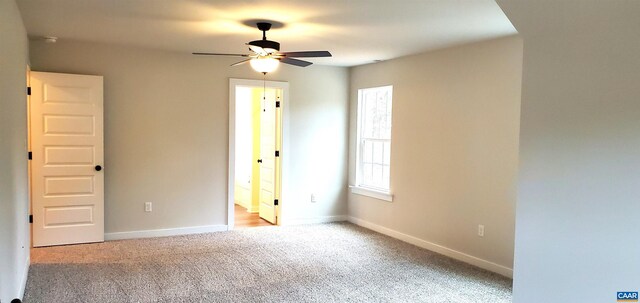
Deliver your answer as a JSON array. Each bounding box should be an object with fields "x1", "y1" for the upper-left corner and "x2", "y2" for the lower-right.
[{"x1": 250, "y1": 57, "x2": 279, "y2": 73}]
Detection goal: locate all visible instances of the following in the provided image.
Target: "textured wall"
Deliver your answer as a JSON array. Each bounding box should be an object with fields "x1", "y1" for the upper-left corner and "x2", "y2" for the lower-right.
[
  {"x1": 0, "y1": 0, "x2": 30, "y2": 301},
  {"x1": 498, "y1": 0, "x2": 640, "y2": 302},
  {"x1": 348, "y1": 36, "x2": 523, "y2": 275},
  {"x1": 30, "y1": 40, "x2": 349, "y2": 233}
]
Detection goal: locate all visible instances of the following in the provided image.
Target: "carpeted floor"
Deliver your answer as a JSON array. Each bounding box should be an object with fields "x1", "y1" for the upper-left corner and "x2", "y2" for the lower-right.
[{"x1": 24, "y1": 223, "x2": 512, "y2": 302}]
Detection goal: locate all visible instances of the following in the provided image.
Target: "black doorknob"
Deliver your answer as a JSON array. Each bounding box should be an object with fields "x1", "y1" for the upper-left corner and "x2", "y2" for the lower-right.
[
  {"x1": 257, "y1": 159, "x2": 262, "y2": 163},
  {"x1": 95, "y1": 165, "x2": 102, "y2": 171}
]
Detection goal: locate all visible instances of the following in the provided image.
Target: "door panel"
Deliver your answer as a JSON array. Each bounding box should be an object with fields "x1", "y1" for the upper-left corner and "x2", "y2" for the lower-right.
[
  {"x1": 43, "y1": 114, "x2": 95, "y2": 135},
  {"x1": 44, "y1": 205, "x2": 94, "y2": 226},
  {"x1": 30, "y1": 72, "x2": 104, "y2": 247},
  {"x1": 44, "y1": 176, "x2": 95, "y2": 196},
  {"x1": 44, "y1": 146, "x2": 94, "y2": 165},
  {"x1": 259, "y1": 88, "x2": 278, "y2": 224}
]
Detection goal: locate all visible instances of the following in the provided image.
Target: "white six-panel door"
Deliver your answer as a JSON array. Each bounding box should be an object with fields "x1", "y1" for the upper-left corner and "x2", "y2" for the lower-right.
[
  {"x1": 30, "y1": 72, "x2": 104, "y2": 247},
  {"x1": 259, "y1": 88, "x2": 279, "y2": 224}
]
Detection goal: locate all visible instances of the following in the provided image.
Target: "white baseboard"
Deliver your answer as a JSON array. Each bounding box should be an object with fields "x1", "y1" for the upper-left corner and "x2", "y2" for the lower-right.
[
  {"x1": 18, "y1": 255, "x2": 30, "y2": 300},
  {"x1": 105, "y1": 225, "x2": 228, "y2": 241},
  {"x1": 284, "y1": 215, "x2": 348, "y2": 226},
  {"x1": 347, "y1": 216, "x2": 513, "y2": 278}
]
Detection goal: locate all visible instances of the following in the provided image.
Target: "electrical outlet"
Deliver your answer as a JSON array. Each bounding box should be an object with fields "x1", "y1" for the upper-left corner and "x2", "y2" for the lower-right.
[
  {"x1": 145, "y1": 202, "x2": 152, "y2": 212},
  {"x1": 478, "y1": 224, "x2": 485, "y2": 237},
  {"x1": 310, "y1": 194, "x2": 317, "y2": 203}
]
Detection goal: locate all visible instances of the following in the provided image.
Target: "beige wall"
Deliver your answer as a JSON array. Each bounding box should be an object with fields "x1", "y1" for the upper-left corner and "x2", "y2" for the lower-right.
[
  {"x1": 29, "y1": 40, "x2": 349, "y2": 233},
  {"x1": 348, "y1": 36, "x2": 522, "y2": 274},
  {"x1": 0, "y1": 0, "x2": 30, "y2": 301},
  {"x1": 498, "y1": 1, "x2": 640, "y2": 301}
]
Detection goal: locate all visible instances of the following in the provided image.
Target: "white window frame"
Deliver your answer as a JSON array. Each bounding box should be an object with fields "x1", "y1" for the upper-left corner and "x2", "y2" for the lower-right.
[{"x1": 351, "y1": 85, "x2": 393, "y2": 202}]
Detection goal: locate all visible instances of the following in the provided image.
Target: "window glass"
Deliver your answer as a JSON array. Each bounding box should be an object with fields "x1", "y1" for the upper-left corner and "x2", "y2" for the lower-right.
[{"x1": 356, "y1": 86, "x2": 393, "y2": 191}]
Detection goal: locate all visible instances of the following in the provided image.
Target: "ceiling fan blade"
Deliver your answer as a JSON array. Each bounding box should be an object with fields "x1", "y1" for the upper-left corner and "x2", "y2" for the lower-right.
[
  {"x1": 230, "y1": 59, "x2": 251, "y2": 67},
  {"x1": 280, "y1": 57, "x2": 313, "y2": 67},
  {"x1": 192, "y1": 52, "x2": 249, "y2": 57},
  {"x1": 277, "y1": 51, "x2": 332, "y2": 58}
]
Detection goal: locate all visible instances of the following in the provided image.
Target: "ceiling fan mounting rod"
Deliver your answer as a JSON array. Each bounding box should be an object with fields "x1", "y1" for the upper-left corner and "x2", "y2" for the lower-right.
[{"x1": 257, "y1": 22, "x2": 272, "y2": 41}]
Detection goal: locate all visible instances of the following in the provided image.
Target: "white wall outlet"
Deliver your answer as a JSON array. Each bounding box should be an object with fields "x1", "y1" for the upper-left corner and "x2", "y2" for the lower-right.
[
  {"x1": 478, "y1": 224, "x2": 485, "y2": 237},
  {"x1": 310, "y1": 194, "x2": 317, "y2": 203},
  {"x1": 145, "y1": 202, "x2": 152, "y2": 212}
]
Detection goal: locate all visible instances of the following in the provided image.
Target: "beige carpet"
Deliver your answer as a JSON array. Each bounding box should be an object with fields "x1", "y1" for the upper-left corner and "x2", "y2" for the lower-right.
[{"x1": 24, "y1": 223, "x2": 512, "y2": 302}]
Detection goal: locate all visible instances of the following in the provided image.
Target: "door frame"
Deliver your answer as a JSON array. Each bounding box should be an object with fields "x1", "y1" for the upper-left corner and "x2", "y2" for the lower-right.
[
  {"x1": 27, "y1": 65, "x2": 32, "y2": 248},
  {"x1": 228, "y1": 78, "x2": 289, "y2": 230}
]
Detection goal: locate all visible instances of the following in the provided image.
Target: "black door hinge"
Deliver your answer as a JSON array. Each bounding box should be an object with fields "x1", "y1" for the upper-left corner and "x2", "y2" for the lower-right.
[
  {"x1": 275, "y1": 150, "x2": 280, "y2": 157},
  {"x1": 28, "y1": 151, "x2": 32, "y2": 160},
  {"x1": 27, "y1": 87, "x2": 31, "y2": 96},
  {"x1": 275, "y1": 101, "x2": 280, "y2": 108},
  {"x1": 274, "y1": 199, "x2": 279, "y2": 206},
  {"x1": 29, "y1": 215, "x2": 33, "y2": 224}
]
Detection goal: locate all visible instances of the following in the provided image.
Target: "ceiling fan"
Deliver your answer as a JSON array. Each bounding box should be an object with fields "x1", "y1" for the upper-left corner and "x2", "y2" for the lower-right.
[{"x1": 193, "y1": 22, "x2": 332, "y2": 73}]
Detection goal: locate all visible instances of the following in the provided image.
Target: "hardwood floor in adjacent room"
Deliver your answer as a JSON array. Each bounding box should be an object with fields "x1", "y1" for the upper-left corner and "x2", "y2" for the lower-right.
[{"x1": 234, "y1": 204, "x2": 273, "y2": 228}]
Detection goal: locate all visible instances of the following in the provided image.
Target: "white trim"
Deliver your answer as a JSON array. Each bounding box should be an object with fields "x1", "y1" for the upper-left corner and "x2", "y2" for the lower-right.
[
  {"x1": 349, "y1": 185, "x2": 393, "y2": 202},
  {"x1": 347, "y1": 216, "x2": 513, "y2": 278},
  {"x1": 228, "y1": 78, "x2": 290, "y2": 230},
  {"x1": 283, "y1": 215, "x2": 348, "y2": 226},
  {"x1": 17, "y1": 255, "x2": 30, "y2": 300},
  {"x1": 104, "y1": 225, "x2": 228, "y2": 241}
]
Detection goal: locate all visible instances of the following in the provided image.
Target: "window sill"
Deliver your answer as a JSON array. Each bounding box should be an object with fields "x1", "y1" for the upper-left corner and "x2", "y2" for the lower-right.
[{"x1": 349, "y1": 186, "x2": 393, "y2": 202}]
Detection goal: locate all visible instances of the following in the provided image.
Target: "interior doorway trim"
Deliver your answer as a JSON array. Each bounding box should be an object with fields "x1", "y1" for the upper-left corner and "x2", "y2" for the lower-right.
[{"x1": 228, "y1": 78, "x2": 290, "y2": 230}]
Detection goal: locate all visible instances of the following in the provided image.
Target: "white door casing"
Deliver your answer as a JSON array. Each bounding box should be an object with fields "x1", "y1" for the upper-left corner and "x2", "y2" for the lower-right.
[
  {"x1": 30, "y1": 72, "x2": 104, "y2": 247},
  {"x1": 228, "y1": 78, "x2": 288, "y2": 229}
]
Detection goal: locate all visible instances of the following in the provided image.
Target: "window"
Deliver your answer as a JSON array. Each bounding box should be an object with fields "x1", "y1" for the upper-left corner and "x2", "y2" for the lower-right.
[{"x1": 353, "y1": 85, "x2": 393, "y2": 201}]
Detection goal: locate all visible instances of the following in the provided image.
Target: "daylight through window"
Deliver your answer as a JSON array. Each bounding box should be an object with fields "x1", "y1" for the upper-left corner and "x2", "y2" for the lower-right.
[{"x1": 356, "y1": 85, "x2": 393, "y2": 192}]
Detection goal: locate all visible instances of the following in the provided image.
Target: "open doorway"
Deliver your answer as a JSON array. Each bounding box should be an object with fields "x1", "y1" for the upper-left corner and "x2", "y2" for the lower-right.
[{"x1": 228, "y1": 79, "x2": 289, "y2": 230}]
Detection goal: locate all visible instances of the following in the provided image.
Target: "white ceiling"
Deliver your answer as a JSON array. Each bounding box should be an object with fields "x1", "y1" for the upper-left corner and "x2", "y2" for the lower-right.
[{"x1": 17, "y1": 0, "x2": 516, "y2": 67}]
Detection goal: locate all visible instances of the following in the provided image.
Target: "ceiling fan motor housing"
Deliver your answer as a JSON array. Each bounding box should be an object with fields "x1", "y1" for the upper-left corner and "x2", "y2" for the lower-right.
[{"x1": 248, "y1": 39, "x2": 280, "y2": 52}]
